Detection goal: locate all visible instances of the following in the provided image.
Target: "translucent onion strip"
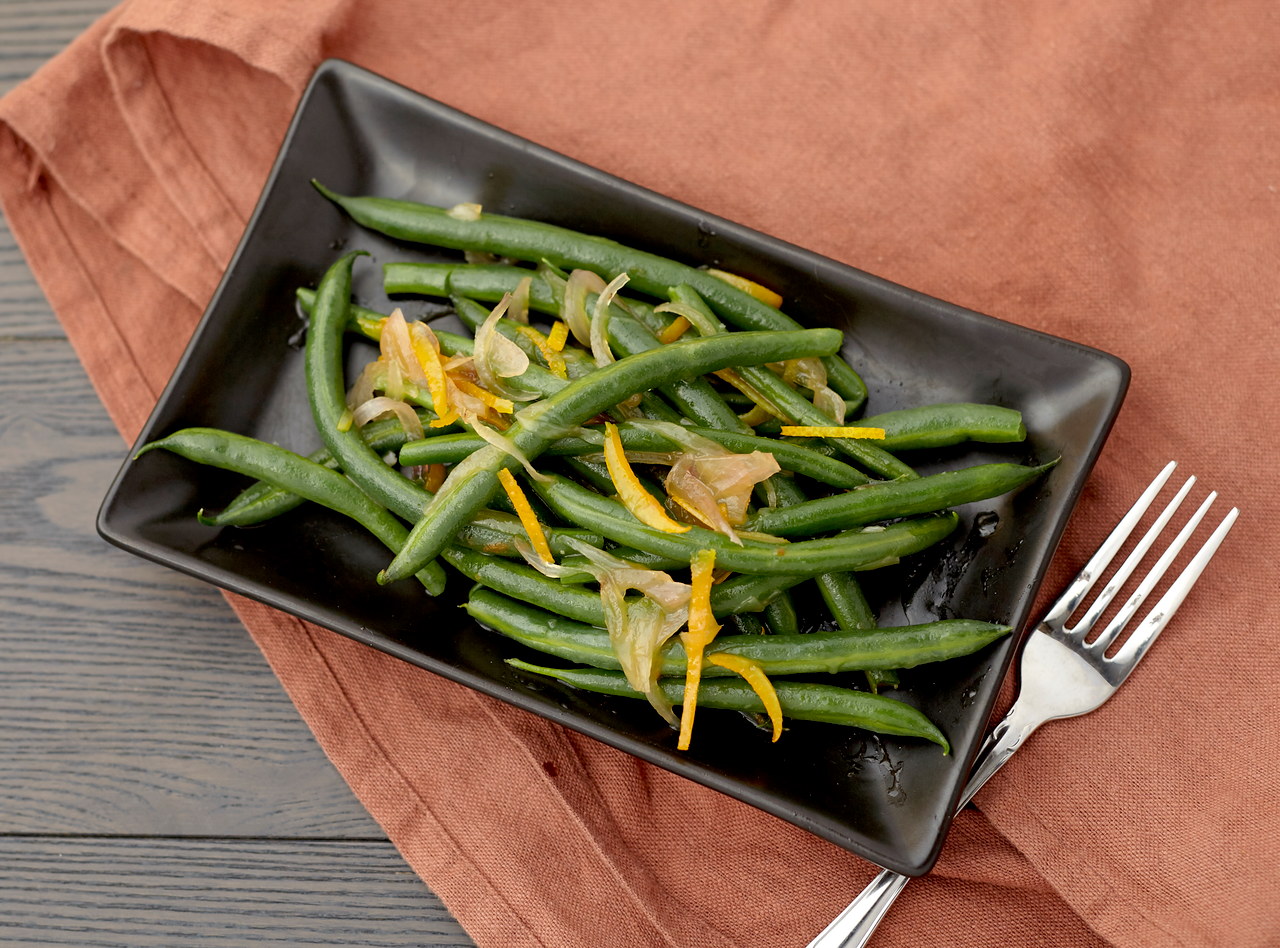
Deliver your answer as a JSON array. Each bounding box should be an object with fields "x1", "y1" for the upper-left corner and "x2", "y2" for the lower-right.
[
  {"x1": 473, "y1": 295, "x2": 537, "y2": 403},
  {"x1": 590, "y1": 273, "x2": 630, "y2": 368},
  {"x1": 562, "y1": 269, "x2": 607, "y2": 346},
  {"x1": 558, "y1": 538, "x2": 691, "y2": 726},
  {"x1": 473, "y1": 419, "x2": 550, "y2": 482},
  {"x1": 350, "y1": 396, "x2": 424, "y2": 442}
]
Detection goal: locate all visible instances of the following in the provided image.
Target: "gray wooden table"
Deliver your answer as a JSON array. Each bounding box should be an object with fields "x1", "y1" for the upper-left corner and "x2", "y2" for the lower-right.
[{"x1": 0, "y1": 4, "x2": 475, "y2": 944}]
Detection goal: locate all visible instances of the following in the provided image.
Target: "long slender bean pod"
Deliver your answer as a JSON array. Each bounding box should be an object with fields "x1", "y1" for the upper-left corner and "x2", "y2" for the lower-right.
[
  {"x1": 138, "y1": 428, "x2": 445, "y2": 593},
  {"x1": 858, "y1": 403, "x2": 1027, "y2": 452},
  {"x1": 472, "y1": 587, "x2": 1008, "y2": 677},
  {"x1": 531, "y1": 471, "x2": 959, "y2": 576},
  {"x1": 399, "y1": 422, "x2": 868, "y2": 488},
  {"x1": 305, "y1": 253, "x2": 442, "y2": 520},
  {"x1": 208, "y1": 409, "x2": 439, "y2": 527},
  {"x1": 505, "y1": 659, "x2": 949, "y2": 751},
  {"x1": 313, "y1": 181, "x2": 867, "y2": 405},
  {"x1": 748, "y1": 461, "x2": 1056, "y2": 537},
  {"x1": 665, "y1": 284, "x2": 912, "y2": 480},
  {"x1": 446, "y1": 548, "x2": 804, "y2": 624},
  {"x1": 379, "y1": 327, "x2": 844, "y2": 583}
]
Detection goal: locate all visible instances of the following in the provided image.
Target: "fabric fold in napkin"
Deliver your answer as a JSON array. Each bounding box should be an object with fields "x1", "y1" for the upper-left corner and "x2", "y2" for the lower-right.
[{"x1": 2, "y1": 2, "x2": 1276, "y2": 946}]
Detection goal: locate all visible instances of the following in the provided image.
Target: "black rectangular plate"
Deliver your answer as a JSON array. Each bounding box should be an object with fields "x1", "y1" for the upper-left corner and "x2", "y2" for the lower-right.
[{"x1": 97, "y1": 60, "x2": 1128, "y2": 876}]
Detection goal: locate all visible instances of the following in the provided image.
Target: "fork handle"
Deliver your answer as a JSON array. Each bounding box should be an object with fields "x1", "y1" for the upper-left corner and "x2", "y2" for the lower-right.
[
  {"x1": 803, "y1": 869, "x2": 909, "y2": 947},
  {"x1": 805, "y1": 703, "x2": 1042, "y2": 948}
]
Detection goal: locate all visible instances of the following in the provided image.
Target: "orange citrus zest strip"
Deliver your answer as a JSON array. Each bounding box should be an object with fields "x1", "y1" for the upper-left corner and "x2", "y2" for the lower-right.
[
  {"x1": 706, "y1": 268, "x2": 784, "y2": 308},
  {"x1": 513, "y1": 323, "x2": 568, "y2": 380},
  {"x1": 656, "y1": 315, "x2": 691, "y2": 344},
  {"x1": 409, "y1": 326, "x2": 459, "y2": 428},
  {"x1": 707, "y1": 652, "x2": 783, "y2": 742},
  {"x1": 496, "y1": 468, "x2": 554, "y2": 564},
  {"x1": 602, "y1": 423, "x2": 691, "y2": 534},
  {"x1": 452, "y1": 377, "x2": 515, "y2": 414},
  {"x1": 713, "y1": 369, "x2": 784, "y2": 420},
  {"x1": 778, "y1": 426, "x2": 886, "y2": 439},
  {"x1": 678, "y1": 548, "x2": 720, "y2": 751}
]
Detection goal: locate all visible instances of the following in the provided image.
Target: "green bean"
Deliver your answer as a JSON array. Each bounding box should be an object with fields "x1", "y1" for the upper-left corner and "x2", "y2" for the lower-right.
[
  {"x1": 445, "y1": 547, "x2": 805, "y2": 624},
  {"x1": 762, "y1": 590, "x2": 800, "y2": 635},
  {"x1": 748, "y1": 461, "x2": 1056, "y2": 537},
  {"x1": 709, "y1": 572, "x2": 808, "y2": 614},
  {"x1": 399, "y1": 421, "x2": 868, "y2": 488},
  {"x1": 663, "y1": 284, "x2": 912, "y2": 481},
  {"x1": 138, "y1": 428, "x2": 446, "y2": 594},
  {"x1": 452, "y1": 294, "x2": 684, "y2": 423},
  {"x1": 386, "y1": 260, "x2": 666, "y2": 333},
  {"x1": 505, "y1": 659, "x2": 949, "y2": 751},
  {"x1": 304, "y1": 261, "x2": 569, "y2": 549},
  {"x1": 436, "y1": 264, "x2": 750, "y2": 432},
  {"x1": 858, "y1": 403, "x2": 1027, "y2": 452},
  {"x1": 296, "y1": 286, "x2": 477, "y2": 359},
  {"x1": 472, "y1": 587, "x2": 1008, "y2": 678},
  {"x1": 531, "y1": 471, "x2": 959, "y2": 576},
  {"x1": 313, "y1": 181, "x2": 868, "y2": 406},
  {"x1": 300, "y1": 287, "x2": 565, "y2": 401},
  {"x1": 206, "y1": 409, "x2": 439, "y2": 527},
  {"x1": 453, "y1": 511, "x2": 603, "y2": 559},
  {"x1": 764, "y1": 472, "x2": 895, "y2": 686},
  {"x1": 306, "y1": 254, "x2": 449, "y2": 523},
  {"x1": 378, "y1": 326, "x2": 844, "y2": 584}
]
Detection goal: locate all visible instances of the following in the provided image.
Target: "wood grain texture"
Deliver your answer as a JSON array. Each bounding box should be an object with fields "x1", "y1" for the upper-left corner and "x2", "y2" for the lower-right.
[
  {"x1": 0, "y1": 0, "x2": 116, "y2": 98},
  {"x1": 0, "y1": 837, "x2": 471, "y2": 947},
  {"x1": 0, "y1": 340, "x2": 382, "y2": 838},
  {"x1": 1, "y1": 2, "x2": 476, "y2": 944}
]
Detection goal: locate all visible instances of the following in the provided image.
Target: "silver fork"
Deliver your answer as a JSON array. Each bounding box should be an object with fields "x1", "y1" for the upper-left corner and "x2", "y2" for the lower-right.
[{"x1": 806, "y1": 461, "x2": 1239, "y2": 948}]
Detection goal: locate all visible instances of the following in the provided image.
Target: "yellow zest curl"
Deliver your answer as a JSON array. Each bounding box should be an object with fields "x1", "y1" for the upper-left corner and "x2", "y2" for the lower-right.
[
  {"x1": 602, "y1": 423, "x2": 691, "y2": 534},
  {"x1": 546, "y1": 320, "x2": 569, "y2": 352},
  {"x1": 497, "y1": 468, "x2": 554, "y2": 564},
  {"x1": 408, "y1": 323, "x2": 459, "y2": 428},
  {"x1": 705, "y1": 268, "x2": 784, "y2": 308},
  {"x1": 678, "y1": 548, "x2": 721, "y2": 750},
  {"x1": 779, "y1": 426, "x2": 886, "y2": 439},
  {"x1": 452, "y1": 377, "x2": 515, "y2": 414},
  {"x1": 513, "y1": 323, "x2": 568, "y2": 380},
  {"x1": 707, "y1": 652, "x2": 783, "y2": 742}
]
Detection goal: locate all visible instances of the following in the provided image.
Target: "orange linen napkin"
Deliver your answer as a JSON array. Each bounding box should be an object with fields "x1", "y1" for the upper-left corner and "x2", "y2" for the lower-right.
[{"x1": 2, "y1": 2, "x2": 1276, "y2": 945}]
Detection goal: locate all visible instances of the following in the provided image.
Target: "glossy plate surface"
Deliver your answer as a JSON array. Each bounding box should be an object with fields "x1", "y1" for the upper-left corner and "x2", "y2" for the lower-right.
[{"x1": 98, "y1": 60, "x2": 1128, "y2": 876}]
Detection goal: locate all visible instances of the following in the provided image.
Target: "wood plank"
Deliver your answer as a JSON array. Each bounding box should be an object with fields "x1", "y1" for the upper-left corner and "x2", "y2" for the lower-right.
[
  {"x1": 0, "y1": 0, "x2": 116, "y2": 97},
  {"x1": 1, "y1": 6, "x2": 473, "y2": 946},
  {"x1": 0, "y1": 229, "x2": 66, "y2": 339},
  {"x1": 0, "y1": 338, "x2": 381, "y2": 837},
  {"x1": 0, "y1": 836, "x2": 474, "y2": 947}
]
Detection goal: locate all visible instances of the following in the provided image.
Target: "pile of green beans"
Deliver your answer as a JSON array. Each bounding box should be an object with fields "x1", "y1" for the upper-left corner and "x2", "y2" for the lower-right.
[{"x1": 140, "y1": 182, "x2": 1057, "y2": 753}]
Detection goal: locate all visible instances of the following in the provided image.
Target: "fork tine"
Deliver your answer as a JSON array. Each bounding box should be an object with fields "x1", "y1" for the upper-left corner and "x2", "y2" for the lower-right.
[
  {"x1": 1086, "y1": 490, "x2": 1215, "y2": 654},
  {"x1": 1108, "y1": 506, "x2": 1239, "y2": 675},
  {"x1": 1066, "y1": 474, "x2": 1197, "y2": 640},
  {"x1": 1042, "y1": 461, "x2": 1177, "y2": 632}
]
